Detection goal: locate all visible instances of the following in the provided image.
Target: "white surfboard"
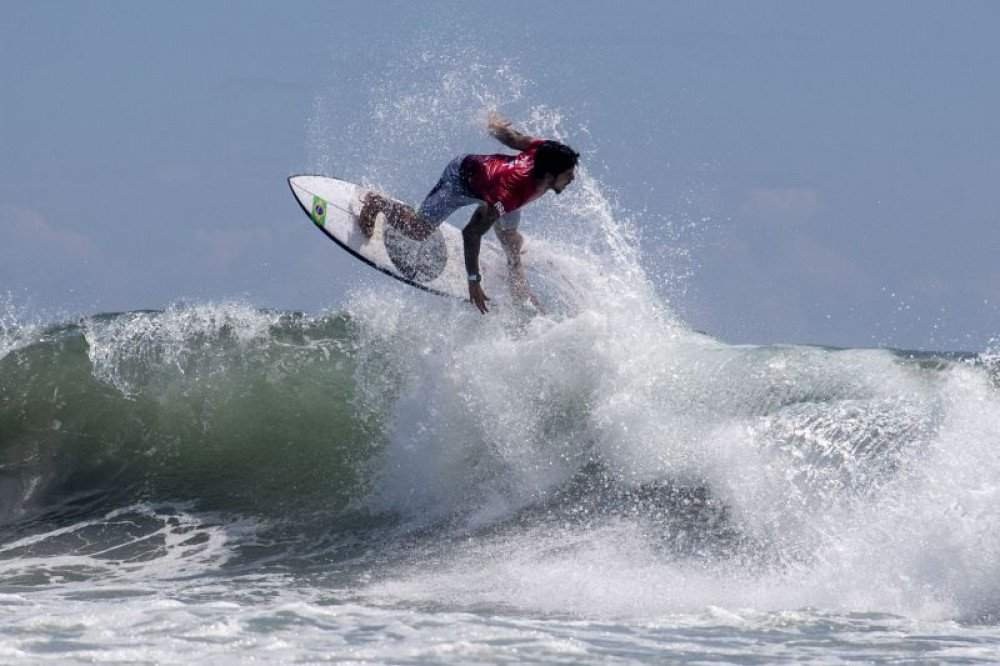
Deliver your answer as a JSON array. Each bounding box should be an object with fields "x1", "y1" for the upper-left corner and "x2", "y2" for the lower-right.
[{"x1": 288, "y1": 175, "x2": 506, "y2": 300}]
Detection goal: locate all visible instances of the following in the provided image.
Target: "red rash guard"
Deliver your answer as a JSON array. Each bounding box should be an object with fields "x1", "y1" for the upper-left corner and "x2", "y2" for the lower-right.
[{"x1": 462, "y1": 139, "x2": 545, "y2": 217}]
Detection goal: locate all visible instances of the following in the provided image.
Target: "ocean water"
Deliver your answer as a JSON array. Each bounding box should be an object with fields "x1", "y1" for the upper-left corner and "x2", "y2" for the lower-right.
[
  {"x1": 5, "y1": 48, "x2": 1000, "y2": 666},
  {"x1": 4, "y1": 222, "x2": 1000, "y2": 663}
]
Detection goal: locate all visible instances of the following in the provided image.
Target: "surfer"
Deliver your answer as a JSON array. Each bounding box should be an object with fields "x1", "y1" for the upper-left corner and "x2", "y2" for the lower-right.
[{"x1": 358, "y1": 112, "x2": 579, "y2": 314}]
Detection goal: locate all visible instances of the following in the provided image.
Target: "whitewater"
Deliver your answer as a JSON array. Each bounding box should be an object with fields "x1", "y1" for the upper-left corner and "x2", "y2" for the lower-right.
[
  {"x1": 5, "y1": 210, "x2": 1000, "y2": 662},
  {"x1": 5, "y1": 61, "x2": 1000, "y2": 664}
]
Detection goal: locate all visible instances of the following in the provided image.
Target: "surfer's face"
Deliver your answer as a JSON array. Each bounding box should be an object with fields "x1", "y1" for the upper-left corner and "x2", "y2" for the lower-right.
[{"x1": 551, "y1": 168, "x2": 575, "y2": 194}]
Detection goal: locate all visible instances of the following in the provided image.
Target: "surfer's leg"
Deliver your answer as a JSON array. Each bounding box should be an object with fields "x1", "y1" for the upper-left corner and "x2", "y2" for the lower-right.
[
  {"x1": 358, "y1": 193, "x2": 431, "y2": 240},
  {"x1": 494, "y1": 210, "x2": 521, "y2": 234},
  {"x1": 361, "y1": 156, "x2": 478, "y2": 241},
  {"x1": 416, "y1": 156, "x2": 480, "y2": 234}
]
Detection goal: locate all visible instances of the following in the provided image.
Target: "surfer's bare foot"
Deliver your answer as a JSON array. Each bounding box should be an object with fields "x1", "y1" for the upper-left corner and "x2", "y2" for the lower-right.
[
  {"x1": 358, "y1": 193, "x2": 380, "y2": 239},
  {"x1": 360, "y1": 193, "x2": 435, "y2": 241}
]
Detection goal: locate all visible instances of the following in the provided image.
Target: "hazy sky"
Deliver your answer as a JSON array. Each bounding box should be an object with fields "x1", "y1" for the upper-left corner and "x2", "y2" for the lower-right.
[{"x1": 2, "y1": 1, "x2": 998, "y2": 350}]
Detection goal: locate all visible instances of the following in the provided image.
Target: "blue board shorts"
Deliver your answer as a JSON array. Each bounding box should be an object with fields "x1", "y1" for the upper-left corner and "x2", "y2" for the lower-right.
[{"x1": 417, "y1": 156, "x2": 521, "y2": 231}]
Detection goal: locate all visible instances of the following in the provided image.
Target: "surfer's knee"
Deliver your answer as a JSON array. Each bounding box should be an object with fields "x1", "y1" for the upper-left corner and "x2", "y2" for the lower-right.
[{"x1": 476, "y1": 202, "x2": 499, "y2": 225}]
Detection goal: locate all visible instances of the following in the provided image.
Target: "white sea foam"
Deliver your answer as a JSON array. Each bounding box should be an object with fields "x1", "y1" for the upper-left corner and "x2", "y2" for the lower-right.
[
  {"x1": 331, "y1": 63, "x2": 1000, "y2": 621},
  {"x1": 80, "y1": 301, "x2": 283, "y2": 396},
  {"x1": 349, "y1": 209, "x2": 1000, "y2": 622},
  {"x1": 0, "y1": 293, "x2": 40, "y2": 362},
  {"x1": 0, "y1": 503, "x2": 258, "y2": 584}
]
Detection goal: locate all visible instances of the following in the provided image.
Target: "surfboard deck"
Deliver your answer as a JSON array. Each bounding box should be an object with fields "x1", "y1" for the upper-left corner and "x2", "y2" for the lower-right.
[{"x1": 288, "y1": 175, "x2": 506, "y2": 300}]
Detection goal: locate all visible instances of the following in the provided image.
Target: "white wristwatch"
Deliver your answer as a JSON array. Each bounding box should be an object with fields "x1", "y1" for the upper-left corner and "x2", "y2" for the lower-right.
[{"x1": 467, "y1": 273, "x2": 481, "y2": 283}]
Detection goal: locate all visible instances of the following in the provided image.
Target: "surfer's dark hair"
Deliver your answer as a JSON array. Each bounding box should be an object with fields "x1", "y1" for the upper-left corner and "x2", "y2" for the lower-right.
[{"x1": 532, "y1": 140, "x2": 579, "y2": 179}]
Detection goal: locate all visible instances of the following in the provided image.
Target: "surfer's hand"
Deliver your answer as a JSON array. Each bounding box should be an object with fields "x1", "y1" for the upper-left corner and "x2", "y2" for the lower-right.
[
  {"x1": 487, "y1": 110, "x2": 510, "y2": 132},
  {"x1": 469, "y1": 282, "x2": 490, "y2": 314}
]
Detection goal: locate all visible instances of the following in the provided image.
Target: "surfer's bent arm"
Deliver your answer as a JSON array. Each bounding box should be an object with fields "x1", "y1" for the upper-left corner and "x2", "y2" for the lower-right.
[
  {"x1": 463, "y1": 204, "x2": 498, "y2": 314},
  {"x1": 463, "y1": 204, "x2": 498, "y2": 277},
  {"x1": 487, "y1": 112, "x2": 536, "y2": 151}
]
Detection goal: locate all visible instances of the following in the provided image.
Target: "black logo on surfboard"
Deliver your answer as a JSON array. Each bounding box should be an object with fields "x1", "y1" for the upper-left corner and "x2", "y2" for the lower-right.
[{"x1": 384, "y1": 225, "x2": 448, "y2": 283}]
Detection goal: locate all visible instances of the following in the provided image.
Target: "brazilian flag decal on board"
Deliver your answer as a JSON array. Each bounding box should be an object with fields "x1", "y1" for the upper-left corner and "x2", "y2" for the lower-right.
[{"x1": 311, "y1": 196, "x2": 328, "y2": 227}]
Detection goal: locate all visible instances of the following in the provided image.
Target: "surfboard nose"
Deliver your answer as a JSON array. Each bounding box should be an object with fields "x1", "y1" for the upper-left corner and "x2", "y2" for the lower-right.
[{"x1": 287, "y1": 175, "x2": 313, "y2": 211}]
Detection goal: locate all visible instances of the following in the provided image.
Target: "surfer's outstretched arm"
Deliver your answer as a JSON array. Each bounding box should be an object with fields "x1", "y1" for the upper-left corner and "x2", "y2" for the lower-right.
[
  {"x1": 463, "y1": 203, "x2": 499, "y2": 314},
  {"x1": 487, "y1": 111, "x2": 536, "y2": 151}
]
